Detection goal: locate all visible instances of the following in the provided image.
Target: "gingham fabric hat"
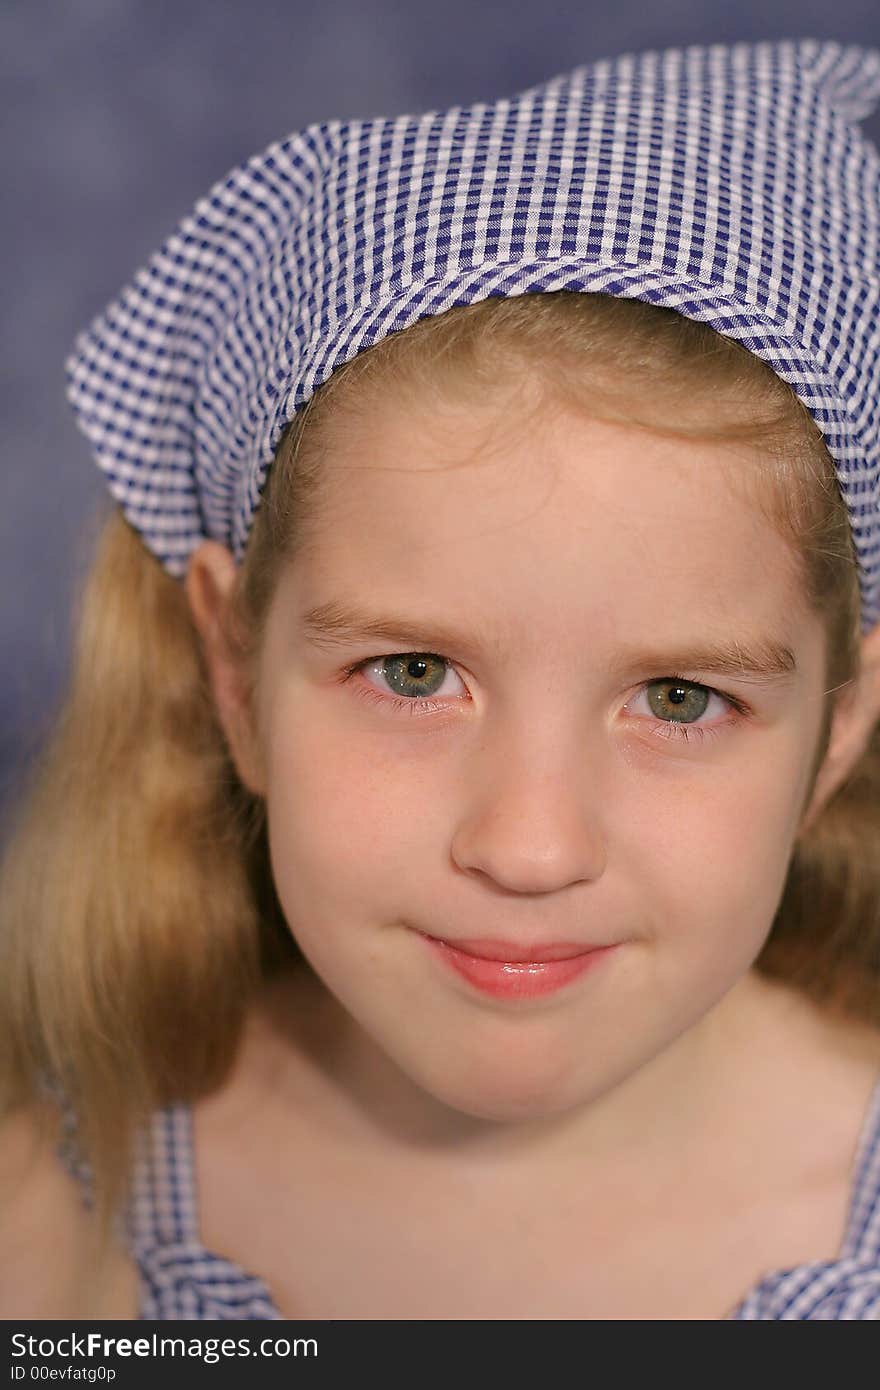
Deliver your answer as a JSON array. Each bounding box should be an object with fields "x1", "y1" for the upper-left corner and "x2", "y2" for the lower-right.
[{"x1": 66, "y1": 38, "x2": 880, "y2": 631}]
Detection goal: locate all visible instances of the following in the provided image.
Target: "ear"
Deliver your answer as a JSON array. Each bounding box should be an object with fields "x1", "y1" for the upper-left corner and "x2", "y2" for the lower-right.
[
  {"x1": 184, "y1": 540, "x2": 267, "y2": 797},
  {"x1": 798, "y1": 619, "x2": 880, "y2": 837}
]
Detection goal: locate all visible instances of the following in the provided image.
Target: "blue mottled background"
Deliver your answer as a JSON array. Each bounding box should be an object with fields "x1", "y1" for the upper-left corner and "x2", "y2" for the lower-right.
[{"x1": 3, "y1": 0, "x2": 880, "y2": 832}]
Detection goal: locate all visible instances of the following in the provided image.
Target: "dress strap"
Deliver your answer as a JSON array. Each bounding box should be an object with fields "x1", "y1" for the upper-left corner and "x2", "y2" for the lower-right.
[
  {"x1": 43, "y1": 1076, "x2": 282, "y2": 1317},
  {"x1": 126, "y1": 1104, "x2": 201, "y2": 1249},
  {"x1": 839, "y1": 1072, "x2": 880, "y2": 1261},
  {"x1": 39, "y1": 1072, "x2": 96, "y2": 1213},
  {"x1": 126, "y1": 1103, "x2": 283, "y2": 1319}
]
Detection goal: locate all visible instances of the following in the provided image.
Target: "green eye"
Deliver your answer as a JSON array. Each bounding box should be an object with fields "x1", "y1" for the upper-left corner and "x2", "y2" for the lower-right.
[
  {"x1": 379, "y1": 654, "x2": 449, "y2": 699},
  {"x1": 645, "y1": 680, "x2": 710, "y2": 724}
]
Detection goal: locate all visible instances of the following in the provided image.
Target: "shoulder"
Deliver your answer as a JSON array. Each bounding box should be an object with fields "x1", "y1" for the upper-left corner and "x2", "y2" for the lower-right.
[{"x1": 0, "y1": 1103, "x2": 139, "y2": 1319}]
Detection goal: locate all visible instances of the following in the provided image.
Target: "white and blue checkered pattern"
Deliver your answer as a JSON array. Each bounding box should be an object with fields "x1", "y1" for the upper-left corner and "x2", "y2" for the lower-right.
[{"x1": 65, "y1": 38, "x2": 880, "y2": 632}]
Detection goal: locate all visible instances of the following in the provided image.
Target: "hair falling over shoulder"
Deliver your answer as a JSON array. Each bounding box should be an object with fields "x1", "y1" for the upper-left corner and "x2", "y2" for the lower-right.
[
  {"x1": 1, "y1": 291, "x2": 878, "y2": 1242},
  {"x1": 0, "y1": 505, "x2": 298, "y2": 1243}
]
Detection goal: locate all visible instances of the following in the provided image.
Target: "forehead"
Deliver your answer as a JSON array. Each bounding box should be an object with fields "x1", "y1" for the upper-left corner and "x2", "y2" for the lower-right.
[{"x1": 285, "y1": 385, "x2": 815, "y2": 666}]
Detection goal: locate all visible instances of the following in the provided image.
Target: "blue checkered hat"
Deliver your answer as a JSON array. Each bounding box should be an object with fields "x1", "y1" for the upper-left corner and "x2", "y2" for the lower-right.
[{"x1": 66, "y1": 38, "x2": 880, "y2": 631}]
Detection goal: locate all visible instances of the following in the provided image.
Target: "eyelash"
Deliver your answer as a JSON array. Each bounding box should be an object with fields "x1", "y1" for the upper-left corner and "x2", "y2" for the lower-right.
[{"x1": 339, "y1": 653, "x2": 752, "y2": 746}]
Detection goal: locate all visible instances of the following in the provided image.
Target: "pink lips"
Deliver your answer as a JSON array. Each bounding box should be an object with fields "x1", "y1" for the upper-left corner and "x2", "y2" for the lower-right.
[{"x1": 418, "y1": 933, "x2": 618, "y2": 1000}]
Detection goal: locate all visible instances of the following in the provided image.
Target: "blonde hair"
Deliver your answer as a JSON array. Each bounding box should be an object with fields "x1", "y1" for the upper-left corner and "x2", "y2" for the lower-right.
[{"x1": 1, "y1": 291, "x2": 877, "y2": 1245}]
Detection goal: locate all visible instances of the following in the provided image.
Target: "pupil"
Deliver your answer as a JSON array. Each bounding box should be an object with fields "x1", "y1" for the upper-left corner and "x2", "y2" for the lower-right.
[
  {"x1": 408, "y1": 659, "x2": 428, "y2": 679},
  {"x1": 668, "y1": 685, "x2": 687, "y2": 704}
]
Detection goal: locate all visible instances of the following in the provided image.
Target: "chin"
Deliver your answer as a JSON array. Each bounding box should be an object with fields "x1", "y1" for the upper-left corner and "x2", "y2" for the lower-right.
[{"x1": 419, "y1": 1065, "x2": 593, "y2": 1125}]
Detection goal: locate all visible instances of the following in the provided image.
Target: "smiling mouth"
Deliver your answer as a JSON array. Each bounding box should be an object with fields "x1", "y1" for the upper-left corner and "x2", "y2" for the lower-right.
[{"x1": 414, "y1": 930, "x2": 620, "y2": 1000}]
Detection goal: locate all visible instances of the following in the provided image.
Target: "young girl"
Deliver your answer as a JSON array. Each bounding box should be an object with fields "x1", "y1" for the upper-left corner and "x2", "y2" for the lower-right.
[{"x1": 3, "y1": 37, "x2": 880, "y2": 1322}]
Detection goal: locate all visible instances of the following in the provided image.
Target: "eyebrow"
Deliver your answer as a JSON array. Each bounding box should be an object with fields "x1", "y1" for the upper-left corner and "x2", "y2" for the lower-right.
[
  {"x1": 613, "y1": 638, "x2": 798, "y2": 685},
  {"x1": 300, "y1": 599, "x2": 799, "y2": 684},
  {"x1": 302, "y1": 601, "x2": 502, "y2": 659}
]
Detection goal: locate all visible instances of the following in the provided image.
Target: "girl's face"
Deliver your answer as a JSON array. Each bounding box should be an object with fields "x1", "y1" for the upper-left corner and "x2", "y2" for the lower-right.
[{"x1": 246, "y1": 378, "x2": 831, "y2": 1123}]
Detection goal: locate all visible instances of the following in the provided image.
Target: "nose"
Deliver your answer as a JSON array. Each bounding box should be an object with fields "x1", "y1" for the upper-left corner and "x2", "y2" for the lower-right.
[{"x1": 449, "y1": 731, "x2": 608, "y2": 895}]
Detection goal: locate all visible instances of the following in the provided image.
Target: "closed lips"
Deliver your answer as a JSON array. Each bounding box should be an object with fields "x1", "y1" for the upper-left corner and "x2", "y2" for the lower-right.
[{"x1": 420, "y1": 935, "x2": 607, "y2": 962}]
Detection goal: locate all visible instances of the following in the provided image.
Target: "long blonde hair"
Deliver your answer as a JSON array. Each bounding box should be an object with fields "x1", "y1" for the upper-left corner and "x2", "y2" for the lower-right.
[{"x1": 1, "y1": 291, "x2": 876, "y2": 1243}]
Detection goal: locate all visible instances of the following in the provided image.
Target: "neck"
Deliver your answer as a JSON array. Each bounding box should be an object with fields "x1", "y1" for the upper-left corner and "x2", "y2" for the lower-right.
[{"x1": 254, "y1": 961, "x2": 813, "y2": 1174}]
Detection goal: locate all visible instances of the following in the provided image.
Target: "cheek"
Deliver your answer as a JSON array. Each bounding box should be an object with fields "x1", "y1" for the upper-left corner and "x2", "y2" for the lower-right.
[
  {"x1": 627, "y1": 746, "x2": 806, "y2": 976},
  {"x1": 261, "y1": 715, "x2": 432, "y2": 928}
]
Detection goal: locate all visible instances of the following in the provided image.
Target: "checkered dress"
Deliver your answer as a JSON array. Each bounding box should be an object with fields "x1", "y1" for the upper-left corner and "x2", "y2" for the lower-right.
[{"x1": 53, "y1": 1080, "x2": 880, "y2": 1318}]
